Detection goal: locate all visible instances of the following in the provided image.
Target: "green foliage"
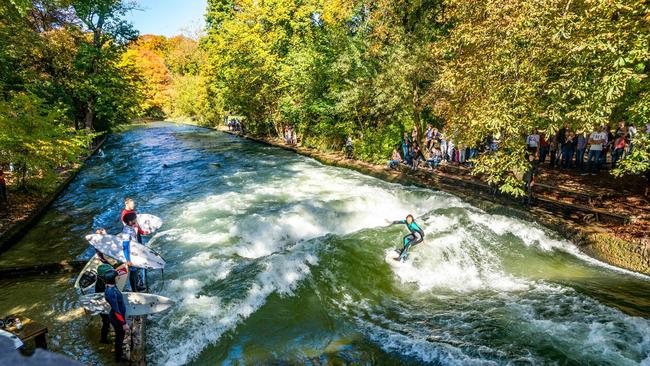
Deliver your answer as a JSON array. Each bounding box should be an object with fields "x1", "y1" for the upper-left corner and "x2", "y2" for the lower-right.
[
  {"x1": 0, "y1": 0, "x2": 141, "y2": 191},
  {"x1": 612, "y1": 133, "x2": 650, "y2": 177},
  {"x1": 0, "y1": 93, "x2": 94, "y2": 190},
  {"x1": 201, "y1": 0, "x2": 649, "y2": 196}
]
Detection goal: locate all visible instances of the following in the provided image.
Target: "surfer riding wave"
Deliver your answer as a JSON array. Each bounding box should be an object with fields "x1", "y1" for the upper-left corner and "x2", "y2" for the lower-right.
[{"x1": 385, "y1": 214, "x2": 424, "y2": 261}]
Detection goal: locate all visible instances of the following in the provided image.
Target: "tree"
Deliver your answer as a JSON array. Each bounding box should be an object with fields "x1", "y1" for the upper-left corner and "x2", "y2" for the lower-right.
[
  {"x1": 72, "y1": 0, "x2": 138, "y2": 130},
  {"x1": 0, "y1": 93, "x2": 93, "y2": 190}
]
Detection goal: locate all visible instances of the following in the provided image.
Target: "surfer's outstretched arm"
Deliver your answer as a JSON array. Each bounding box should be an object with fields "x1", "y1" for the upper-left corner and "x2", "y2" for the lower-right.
[{"x1": 385, "y1": 219, "x2": 406, "y2": 225}]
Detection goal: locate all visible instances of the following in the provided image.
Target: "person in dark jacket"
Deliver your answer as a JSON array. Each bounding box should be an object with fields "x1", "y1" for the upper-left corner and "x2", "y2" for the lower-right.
[
  {"x1": 102, "y1": 269, "x2": 129, "y2": 362},
  {"x1": 95, "y1": 264, "x2": 113, "y2": 345},
  {"x1": 0, "y1": 169, "x2": 7, "y2": 206}
]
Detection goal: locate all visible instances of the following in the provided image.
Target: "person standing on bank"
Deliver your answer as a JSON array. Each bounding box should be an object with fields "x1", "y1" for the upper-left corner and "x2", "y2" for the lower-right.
[
  {"x1": 0, "y1": 169, "x2": 7, "y2": 206},
  {"x1": 583, "y1": 125, "x2": 606, "y2": 176}
]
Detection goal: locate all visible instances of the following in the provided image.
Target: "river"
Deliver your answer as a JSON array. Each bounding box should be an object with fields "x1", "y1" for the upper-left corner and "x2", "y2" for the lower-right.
[{"x1": 0, "y1": 122, "x2": 649, "y2": 365}]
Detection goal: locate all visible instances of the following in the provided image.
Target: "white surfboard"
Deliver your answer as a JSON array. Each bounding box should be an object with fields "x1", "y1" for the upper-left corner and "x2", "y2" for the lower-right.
[
  {"x1": 80, "y1": 292, "x2": 175, "y2": 316},
  {"x1": 385, "y1": 249, "x2": 403, "y2": 267},
  {"x1": 137, "y1": 214, "x2": 163, "y2": 234},
  {"x1": 74, "y1": 254, "x2": 128, "y2": 294},
  {"x1": 85, "y1": 234, "x2": 166, "y2": 270},
  {"x1": 0, "y1": 329, "x2": 23, "y2": 349}
]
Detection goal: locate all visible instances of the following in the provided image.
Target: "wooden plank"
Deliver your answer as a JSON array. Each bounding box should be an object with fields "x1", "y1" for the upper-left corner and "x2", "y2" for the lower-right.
[
  {"x1": 4, "y1": 316, "x2": 48, "y2": 348},
  {"x1": 129, "y1": 316, "x2": 146, "y2": 365}
]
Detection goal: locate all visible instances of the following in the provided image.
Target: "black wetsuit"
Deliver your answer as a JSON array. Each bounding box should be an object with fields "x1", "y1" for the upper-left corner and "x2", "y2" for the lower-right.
[
  {"x1": 94, "y1": 278, "x2": 111, "y2": 344},
  {"x1": 105, "y1": 285, "x2": 127, "y2": 361}
]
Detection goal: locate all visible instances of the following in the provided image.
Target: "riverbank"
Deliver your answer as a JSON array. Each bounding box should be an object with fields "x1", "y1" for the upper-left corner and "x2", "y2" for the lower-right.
[
  {"x1": 218, "y1": 127, "x2": 649, "y2": 276},
  {"x1": 0, "y1": 136, "x2": 107, "y2": 254}
]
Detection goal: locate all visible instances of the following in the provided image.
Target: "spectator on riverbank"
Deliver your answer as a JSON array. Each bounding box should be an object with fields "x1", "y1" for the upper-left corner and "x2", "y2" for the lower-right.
[
  {"x1": 557, "y1": 123, "x2": 568, "y2": 157},
  {"x1": 458, "y1": 142, "x2": 467, "y2": 164},
  {"x1": 584, "y1": 125, "x2": 606, "y2": 175},
  {"x1": 426, "y1": 146, "x2": 442, "y2": 169},
  {"x1": 448, "y1": 139, "x2": 456, "y2": 163},
  {"x1": 425, "y1": 124, "x2": 434, "y2": 150},
  {"x1": 612, "y1": 132, "x2": 627, "y2": 169},
  {"x1": 287, "y1": 125, "x2": 296, "y2": 144},
  {"x1": 562, "y1": 130, "x2": 576, "y2": 169},
  {"x1": 411, "y1": 142, "x2": 424, "y2": 171},
  {"x1": 387, "y1": 149, "x2": 402, "y2": 169},
  {"x1": 411, "y1": 127, "x2": 419, "y2": 146},
  {"x1": 628, "y1": 124, "x2": 637, "y2": 153},
  {"x1": 575, "y1": 131, "x2": 587, "y2": 170},
  {"x1": 345, "y1": 136, "x2": 354, "y2": 159},
  {"x1": 401, "y1": 132, "x2": 411, "y2": 165},
  {"x1": 539, "y1": 133, "x2": 549, "y2": 163},
  {"x1": 549, "y1": 135, "x2": 559, "y2": 168},
  {"x1": 0, "y1": 169, "x2": 7, "y2": 206},
  {"x1": 527, "y1": 130, "x2": 540, "y2": 154},
  {"x1": 440, "y1": 134, "x2": 448, "y2": 162}
]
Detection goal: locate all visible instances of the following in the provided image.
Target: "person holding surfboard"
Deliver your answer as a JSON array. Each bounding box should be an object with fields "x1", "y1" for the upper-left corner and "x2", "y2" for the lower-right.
[
  {"x1": 122, "y1": 212, "x2": 147, "y2": 292},
  {"x1": 102, "y1": 268, "x2": 129, "y2": 363},
  {"x1": 120, "y1": 198, "x2": 149, "y2": 242},
  {"x1": 385, "y1": 215, "x2": 425, "y2": 261}
]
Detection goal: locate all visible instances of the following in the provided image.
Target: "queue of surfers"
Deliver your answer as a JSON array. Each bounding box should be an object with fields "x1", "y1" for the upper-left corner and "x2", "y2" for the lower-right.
[{"x1": 93, "y1": 197, "x2": 150, "y2": 363}]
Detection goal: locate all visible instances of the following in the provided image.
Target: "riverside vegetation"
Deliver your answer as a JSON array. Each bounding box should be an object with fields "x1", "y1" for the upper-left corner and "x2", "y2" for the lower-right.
[{"x1": 1, "y1": 0, "x2": 649, "y2": 196}]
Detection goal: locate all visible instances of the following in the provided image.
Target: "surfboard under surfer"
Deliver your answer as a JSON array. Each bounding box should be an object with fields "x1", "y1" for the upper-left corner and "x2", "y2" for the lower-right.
[{"x1": 385, "y1": 215, "x2": 425, "y2": 261}]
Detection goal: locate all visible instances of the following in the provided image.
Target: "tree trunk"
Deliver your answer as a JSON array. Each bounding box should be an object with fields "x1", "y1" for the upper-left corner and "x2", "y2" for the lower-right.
[{"x1": 84, "y1": 99, "x2": 94, "y2": 131}]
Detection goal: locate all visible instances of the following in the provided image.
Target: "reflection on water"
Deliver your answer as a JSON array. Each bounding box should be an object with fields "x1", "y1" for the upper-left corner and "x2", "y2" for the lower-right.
[{"x1": 1, "y1": 122, "x2": 648, "y2": 366}]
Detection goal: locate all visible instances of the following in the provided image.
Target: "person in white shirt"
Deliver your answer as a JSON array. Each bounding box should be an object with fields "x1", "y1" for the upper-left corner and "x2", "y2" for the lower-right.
[
  {"x1": 583, "y1": 126, "x2": 607, "y2": 175},
  {"x1": 526, "y1": 130, "x2": 540, "y2": 154}
]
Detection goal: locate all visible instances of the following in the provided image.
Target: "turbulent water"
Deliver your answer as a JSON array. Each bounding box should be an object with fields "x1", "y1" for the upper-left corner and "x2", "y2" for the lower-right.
[{"x1": 1, "y1": 122, "x2": 649, "y2": 365}]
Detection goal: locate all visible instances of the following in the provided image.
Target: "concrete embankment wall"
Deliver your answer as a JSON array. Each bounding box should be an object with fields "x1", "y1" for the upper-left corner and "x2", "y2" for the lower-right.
[{"x1": 220, "y1": 129, "x2": 649, "y2": 276}]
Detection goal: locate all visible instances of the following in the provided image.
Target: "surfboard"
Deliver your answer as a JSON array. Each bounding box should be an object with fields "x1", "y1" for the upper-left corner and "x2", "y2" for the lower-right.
[
  {"x1": 85, "y1": 234, "x2": 166, "y2": 270},
  {"x1": 74, "y1": 254, "x2": 128, "y2": 294},
  {"x1": 79, "y1": 292, "x2": 175, "y2": 316},
  {"x1": 136, "y1": 214, "x2": 163, "y2": 234},
  {"x1": 385, "y1": 249, "x2": 403, "y2": 266},
  {"x1": 0, "y1": 329, "x2": 23, "y2": 349}
]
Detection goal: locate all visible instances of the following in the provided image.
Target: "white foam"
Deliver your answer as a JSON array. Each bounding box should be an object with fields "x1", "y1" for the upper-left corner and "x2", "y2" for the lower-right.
[{"x1": 144, "y1": 147, "x2": 649, "y2": 365}]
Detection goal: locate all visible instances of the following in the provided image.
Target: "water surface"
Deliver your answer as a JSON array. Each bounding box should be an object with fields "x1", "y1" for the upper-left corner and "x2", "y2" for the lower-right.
[{"x1": 1, "y1": 123, "x2": 648, "y2": 365}]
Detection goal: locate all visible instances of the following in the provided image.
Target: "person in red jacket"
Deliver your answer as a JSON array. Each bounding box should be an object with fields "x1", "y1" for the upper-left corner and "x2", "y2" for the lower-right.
[{"x1": 120, "y1": 198, "x2": 148, "y2": 242}]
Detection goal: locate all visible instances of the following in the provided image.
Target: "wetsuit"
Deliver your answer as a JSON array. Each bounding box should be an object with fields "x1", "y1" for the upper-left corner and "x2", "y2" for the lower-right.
[
  {"x1": 104, "y1": 285, "x2": 127, "y2": 361},
  {"x1": 391, "y1": 219, "x2": 425, "y2": 260},
  {"x1": 94, "y1": 277, "x2": 111, "y2": 344}
]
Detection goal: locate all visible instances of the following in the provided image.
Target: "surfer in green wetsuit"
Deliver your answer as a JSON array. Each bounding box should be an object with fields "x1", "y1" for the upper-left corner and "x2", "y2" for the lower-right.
[{"x1": 385, "y1": 215, "x2": 425, "y2": 261}]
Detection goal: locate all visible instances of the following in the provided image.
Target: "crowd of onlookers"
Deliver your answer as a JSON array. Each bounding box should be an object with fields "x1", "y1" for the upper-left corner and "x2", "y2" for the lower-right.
[
  {"x1": 227, "y1": 118, "x2": 243, "y2": 132},
  {"x1": 525, "y1": 121, "x2": 644, "y2": 176},
  {"x1": 385, "y1": 121, "x2": 650, "y2": 177},
  {"x1": 283, "y1": 125, "x2": 297, "y2": 145},
  {"x1": 386, "y1": 124, "x2": 481, "y2": 172}
]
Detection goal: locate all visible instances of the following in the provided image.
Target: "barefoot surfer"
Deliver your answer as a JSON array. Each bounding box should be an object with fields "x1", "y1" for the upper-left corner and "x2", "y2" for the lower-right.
[{"x1": 385, "y1": 215, "x2": 425, "y2": 261}]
